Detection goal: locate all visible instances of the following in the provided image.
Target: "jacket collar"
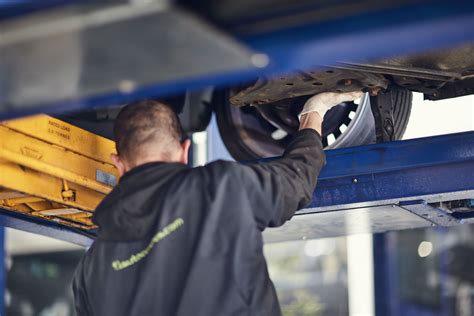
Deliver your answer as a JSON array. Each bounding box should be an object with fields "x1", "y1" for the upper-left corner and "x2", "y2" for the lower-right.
[
  {"x1": 119, "y1": 161, "x2": 181, "y2": 182},
  {"x1": 93, "y1": 161, "x2": 189, "y2": 241}
]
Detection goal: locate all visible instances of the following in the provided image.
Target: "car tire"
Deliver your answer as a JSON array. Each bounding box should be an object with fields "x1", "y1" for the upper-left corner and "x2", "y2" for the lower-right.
[{"x1": 214, "y1": 89, "x2": 412, "y2": 160}]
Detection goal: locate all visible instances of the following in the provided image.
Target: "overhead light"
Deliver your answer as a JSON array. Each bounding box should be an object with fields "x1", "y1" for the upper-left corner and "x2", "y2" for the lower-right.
[{"x1": 417, "y1": 241, "x2": 433, "y2": 258}]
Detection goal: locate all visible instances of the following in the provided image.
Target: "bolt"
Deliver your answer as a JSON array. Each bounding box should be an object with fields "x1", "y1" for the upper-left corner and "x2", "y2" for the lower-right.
[
  {"x1": 62, "y1": 190, "x2": 74, "y2": 199},
  {"x1": 62, "y1": 189, "x2": 76, "y2": 201},
  {"x1": 384, "y1": 124, "x2": 394, "y2": 134},
  {"x1": 369, "y1": 87, "x2": 382, "y2": 96},
  {"x1": 344, "y1": 79, "x2": 352, "y2": 86},
  {"x1": 353, "y1": 178, "x2": 358, "y2": 183}
]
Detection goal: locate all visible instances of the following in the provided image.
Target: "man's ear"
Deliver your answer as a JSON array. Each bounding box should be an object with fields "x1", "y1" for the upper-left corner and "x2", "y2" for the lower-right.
[
  {"x1": 111, "y1": 153, "x2": 126, "y2": 177},
  {"x1": 180, "y1": 139, "x2": 191, "y2": 165}
]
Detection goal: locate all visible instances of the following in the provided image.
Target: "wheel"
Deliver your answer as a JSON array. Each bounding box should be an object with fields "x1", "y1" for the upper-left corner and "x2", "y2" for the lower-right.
[{"x1": 214, "y1": 90, "x2": 412, "y2": 160}]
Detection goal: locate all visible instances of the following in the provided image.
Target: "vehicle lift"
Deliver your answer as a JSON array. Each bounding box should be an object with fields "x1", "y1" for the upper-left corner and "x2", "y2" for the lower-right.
[
  {"x1": 0, "y1": 112, "x2": 472, "y2": 245},
  {"x1": 0, "y1": 1, "x2": 473, "y2": 246},
  {"x1": 0, "y1": 115, "x2": 117, "y2": 244}
]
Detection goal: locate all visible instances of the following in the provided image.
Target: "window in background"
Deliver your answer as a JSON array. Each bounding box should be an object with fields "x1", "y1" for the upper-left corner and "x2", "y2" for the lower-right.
[
  {"x1": 264, "y1": 238, "x2": 349, "y2": 316},
  {"x1": 5, "y1": 229, "x2": 84, "y2": 316}
]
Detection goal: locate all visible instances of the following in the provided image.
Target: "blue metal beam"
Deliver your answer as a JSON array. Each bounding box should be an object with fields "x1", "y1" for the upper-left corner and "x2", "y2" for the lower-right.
[
  {"x1": 0, "y1": 0, "x2": 76, "y2": 21},
  {"x1": 1, "y1": 0, "x2": 474, "y2": 118},
  {"x1": 243, "y1": 1, "x2": 474, "y2": 72},
  {"x1": 302, "y1": 131, "x2": 474, "y2": 214},
  {"x1": 1, "y1": 131, "x2": 474, "y2": 242},
  {"x1": 0, "y1": 208, "x2": 93, "y2": 247}
]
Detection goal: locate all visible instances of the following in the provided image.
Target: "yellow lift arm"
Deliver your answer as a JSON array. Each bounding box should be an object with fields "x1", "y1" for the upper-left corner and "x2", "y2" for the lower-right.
[{"x1": 0, "y1": 115, "x2": 118, "y2": 230}]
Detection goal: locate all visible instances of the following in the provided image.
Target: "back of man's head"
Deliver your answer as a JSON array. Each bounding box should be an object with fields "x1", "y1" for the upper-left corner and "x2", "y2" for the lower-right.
[{"x1": 114, "y1": 100, "x2": 184, "y2": 167}]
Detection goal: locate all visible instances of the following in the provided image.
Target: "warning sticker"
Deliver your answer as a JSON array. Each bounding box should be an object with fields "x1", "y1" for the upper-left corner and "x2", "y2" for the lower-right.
[
  {"x1": 47, "y1": 119, "x2": 71, "y2": 140},
  {"x1": 96, "y1": 169, "x2": 117, "y2": 187}
]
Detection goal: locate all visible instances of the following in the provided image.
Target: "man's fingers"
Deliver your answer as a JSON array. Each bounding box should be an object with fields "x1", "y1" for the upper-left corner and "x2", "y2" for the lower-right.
[
  {"x1": 300, "y1": 91, "x2": 365, "y2": 118},
  {"x1": 334, "y1": 91, "x2": 364, "y2": 104}
]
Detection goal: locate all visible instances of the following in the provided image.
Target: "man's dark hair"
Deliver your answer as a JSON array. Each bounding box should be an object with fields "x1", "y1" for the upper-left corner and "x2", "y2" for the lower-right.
[{"x1": 114, "y1": 100, "x2": 184, "y2": 164}]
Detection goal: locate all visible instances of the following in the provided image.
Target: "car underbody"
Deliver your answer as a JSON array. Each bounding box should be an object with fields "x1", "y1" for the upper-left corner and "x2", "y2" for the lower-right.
[
  {"x1": 209, "y1": 44, "x2": 474, "y2": 159},
  {"x1": 231, "y1": 44, "x2": 474, "y2": 106},
  {"x1": 54, "y1": 44, "x2": 474, "y2": 161}
]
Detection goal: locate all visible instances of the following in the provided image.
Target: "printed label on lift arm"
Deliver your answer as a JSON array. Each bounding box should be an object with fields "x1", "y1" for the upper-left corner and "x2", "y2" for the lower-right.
[{"x1": 47, "y1": 120, "x2": 71, "y2": 140}]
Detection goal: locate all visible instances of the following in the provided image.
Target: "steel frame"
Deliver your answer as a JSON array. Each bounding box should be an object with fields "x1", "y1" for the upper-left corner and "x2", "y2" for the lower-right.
[
  {"x1": 305, "y1": 131, "x2": 474, "y2": 215},
  {"x1": 0, "y1": 208, "x2": 93, "y2": 246},
  {"x1": 2, "y1": 121, "x2": 474, "y2": 244},
  {"x1": 263, "y1": 131, "x2": 474, "y2": 240},
  {"x1": 209, "y1": 129, "x2": 474, "y2": 241},
  {"x1": 264, "y1": 131, "x2": 473, "y2": 240}
]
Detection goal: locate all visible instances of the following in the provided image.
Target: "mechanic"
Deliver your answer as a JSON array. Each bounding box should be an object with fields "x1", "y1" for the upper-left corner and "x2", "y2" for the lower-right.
[{"x1": 73, "y1": 91, "x2": 363, "y2": 315}]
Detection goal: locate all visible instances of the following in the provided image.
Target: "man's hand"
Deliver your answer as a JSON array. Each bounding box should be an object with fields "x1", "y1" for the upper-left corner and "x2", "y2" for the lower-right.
[
  {"x1": 299, "y1": 91, "x2": 364, "y2": 135},
  {"x1": 299, "y1": 112, "x2": 324, "y2": 135}
]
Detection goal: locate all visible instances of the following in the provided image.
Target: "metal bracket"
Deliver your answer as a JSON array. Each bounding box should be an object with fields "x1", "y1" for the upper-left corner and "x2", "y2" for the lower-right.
[
  {"x1": 0, "y1": 207, "x2": 94, "y2": 247},
  {"x1": 370, "y1": 91, "x2": 396, "y2": 142},
  {"x1": 399, "y1": 200, "x2": 461, "y2": 227}
]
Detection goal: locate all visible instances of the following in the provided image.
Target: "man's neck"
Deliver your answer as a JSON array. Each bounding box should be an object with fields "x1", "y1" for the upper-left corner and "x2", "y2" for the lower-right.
[{"x1": 125, "y1": 156, "x2": 181, "y2": 173}]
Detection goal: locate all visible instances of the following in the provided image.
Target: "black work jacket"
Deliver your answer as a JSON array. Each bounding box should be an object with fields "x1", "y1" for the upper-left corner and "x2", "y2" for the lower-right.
[{"x1": 73, "y1": 129, "x2": 325, "y2": 316}]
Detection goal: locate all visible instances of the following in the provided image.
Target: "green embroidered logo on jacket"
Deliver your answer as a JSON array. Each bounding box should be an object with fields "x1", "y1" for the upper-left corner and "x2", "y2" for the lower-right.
[{"x1": 111, "y1": 217, "x2": 184, "y2": 271}]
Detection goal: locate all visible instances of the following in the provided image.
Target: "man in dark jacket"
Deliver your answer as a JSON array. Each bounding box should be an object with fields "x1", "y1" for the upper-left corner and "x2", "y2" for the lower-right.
[{"x1": 73, "y1": 91, "x2": 363, "y2": 315}]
